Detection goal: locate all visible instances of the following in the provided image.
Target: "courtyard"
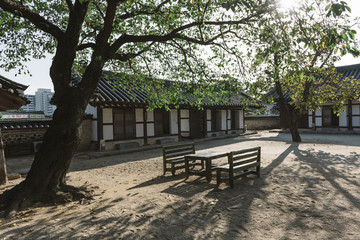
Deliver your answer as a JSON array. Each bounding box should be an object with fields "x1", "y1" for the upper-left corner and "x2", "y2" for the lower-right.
[{"x1": 1, "y1": 131, "x2": 359, "y2": 239}]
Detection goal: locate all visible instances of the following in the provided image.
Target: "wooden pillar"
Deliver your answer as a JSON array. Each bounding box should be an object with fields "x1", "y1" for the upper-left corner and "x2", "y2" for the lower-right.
[
  {"x1": 203, "y1": 109, "x2": 207, "y2": 137},
  {"x1": 0, "y1": 129, "x2": 8, "y2": 185},
  {"x1": 143, "y1": 108, "x2": 148, "y2": 145},
  {"x1": 97, "y1": 105, "x2": 103, "y2": 141},
  {"x1": 312, "y1": 110, "x2": 316, "y2": 130},
  {"x1": 348, "y1": 100, "x2": 353, "y2": 130},
  {"x1": 226, "y1": 109, "x2": 229, "y2": 134},
  {"x1": 243, "y1": 109, "x2": 247, "y2": 132},
  {"x1": 177, "y1": 109, "x2": 182, "y2": 141}
]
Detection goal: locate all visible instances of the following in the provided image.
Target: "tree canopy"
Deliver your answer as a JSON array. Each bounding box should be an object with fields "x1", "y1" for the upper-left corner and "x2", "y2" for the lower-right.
[{"x1": 243, "y1": 0, "x2": 359, "y2": 141}]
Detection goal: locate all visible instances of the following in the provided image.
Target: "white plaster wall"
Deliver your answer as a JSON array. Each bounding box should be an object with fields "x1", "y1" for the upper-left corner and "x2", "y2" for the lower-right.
[
  {"x1": 308, "y1": 116, "x2": 313, "y2": 128},
  {"x1": 180, "y1": 109, "x2": 190, "y2": 132},
  {"x1": 181, "y1": 119, "x2": 190, "y2": 131},
  {"x1": 91, "y1": 120, "x2": 98, "y2": 141},
  {"x1": 221, "y1": 110, "x2": 226, "y2": 130},
  {"x1": 181, "y1": 109, "x2": 189, "y2": 118},
  {"x1": 207, "y1": 122, "x2": 212, "y2": 132},
  {"x1": 353, "y1": 103, "x2": 360, "y2": 127},
  {"x1": 315, "y1": 109, "x2": 322, "y2": 127},
  {"x1": 207, "y1": 110, "x2": 211, "y2": 120},
  {"x1": 353, "y1": 116, "x2": 360, "y2": 127},
  {"x1": 136, "y1": 123, "x2": 144, "y2": 137},
  {"x1": 147, "y1": 123, "x2": 155, "y2": 136},
  {"x1": 353, "y1": 105, "x2": 360, "y2": 115},
  {"x1": 135, "y1": 108, "x2": 143, "y2": 122},
  {"x1": 308, "y1": 110, "x2": 313, "y2": 128},
  {"x1": 227, "y1": 120, "x2": 231, "y2": 130},
  {"x1": 147, "y1": 110, "x2": 154, "y2": 121},
  {"x1": 339, "y1": 106, "x2": 347, "y2": 127},
  {"x1": 239, "y1": 110, "x2": 244, "y2": 129},
  {"x1": 103, "y1": 108, "x2": 113, "y2": 124},
  {"x1": 85, "y1": 105, "x2": 97, "y2": 118},
  {"x1": 170, "y1": 109, "x2": 178, "y2": 134},
  {"x1": 103, "y1": 125, "x2": 114, "y2": 140}
]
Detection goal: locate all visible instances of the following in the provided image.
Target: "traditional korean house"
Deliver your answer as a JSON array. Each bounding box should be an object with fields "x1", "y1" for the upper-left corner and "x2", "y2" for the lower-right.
[
  {"x1": 0, "y1": 74, "x2": 29, "y2": 184},
  {"x1": 83, "y1": 72, "x2": 258, "y2": 150},
  {"x1": 274, "y1": 64, "x2": 360, "y2": 131}
]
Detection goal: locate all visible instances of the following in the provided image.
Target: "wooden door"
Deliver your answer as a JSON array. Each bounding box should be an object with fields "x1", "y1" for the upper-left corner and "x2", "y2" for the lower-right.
[{"x1": 190, "y1": 109, "x2": 204, "y2": 139}]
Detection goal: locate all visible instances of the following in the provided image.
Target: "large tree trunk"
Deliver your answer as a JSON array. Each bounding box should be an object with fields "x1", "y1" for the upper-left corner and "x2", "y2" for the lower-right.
[
  {"x1": 286, "y1": 107, "x2": 302, "y2": 142},
  {"x1": 0, "y1": 61, "x2": 103, "y2": 216},
  {"x1": 275, "y1": 82, "x2": 302, "y2": 142}
]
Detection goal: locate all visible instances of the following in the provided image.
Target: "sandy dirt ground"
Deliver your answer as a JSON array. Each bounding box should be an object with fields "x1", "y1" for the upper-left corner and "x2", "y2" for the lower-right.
[{"x1": 0, "y1": 131, "x2": 359, "y2": 240}]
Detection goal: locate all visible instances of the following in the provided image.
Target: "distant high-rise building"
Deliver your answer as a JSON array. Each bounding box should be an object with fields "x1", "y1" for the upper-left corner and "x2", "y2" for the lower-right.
[
  {"x1": 21, "y1": 88, "x2": 56, "y2": 116},
  {"x1": 21, "y1": 94, "x2": 36, "y2": 112}
]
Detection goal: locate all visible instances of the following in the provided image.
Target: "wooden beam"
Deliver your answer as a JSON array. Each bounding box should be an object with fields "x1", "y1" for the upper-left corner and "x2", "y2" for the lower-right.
[
  {"x1": 143, "y1": 108, "x2": 148, "y2": 145},
  {"x1": 0, "y1": 129, "x2": 8, "y2": 185},
  {"x1": 177, "y1": 109, "x2": 181, "y2": 141},
  {"x1": 348, "y1": 100, "x2": 353, "y2": 130}
]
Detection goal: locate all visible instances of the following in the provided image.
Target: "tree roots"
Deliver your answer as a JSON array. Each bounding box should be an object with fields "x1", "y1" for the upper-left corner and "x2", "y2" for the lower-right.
[{"x1": 0, "y1": 183, "x2": 94, "y2": 218}]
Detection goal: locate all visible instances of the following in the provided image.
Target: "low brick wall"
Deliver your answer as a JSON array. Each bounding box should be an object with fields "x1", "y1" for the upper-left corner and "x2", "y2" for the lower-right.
[
  {"x1": 245, "y1": 115, "x2": 280, "y2": 130},
  {"x1": 1, "y1": 117, "x2": 93, "y2": 156},
  {"x1": 2, "y1": 128, "x2": 47, "y2": 156}
]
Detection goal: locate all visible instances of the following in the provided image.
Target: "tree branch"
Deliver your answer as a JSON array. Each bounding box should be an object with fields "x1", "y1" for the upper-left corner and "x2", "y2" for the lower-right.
[
  {"x1": 110, "y1": 42, "x2": 155, "y2": 61},
  {"x1": 76, "y1": 43, "x2": 96, "y2": 51},
  {"x1": 117, "y1": 0, "x2": 169, "y2": 20},
  {"x1": 110, "y1": 9, "x2": 267, "y2": 52},
  {"x1": 0, "y1": 0, "x2": 64, "y2": 40},
  {"x1": 65, "y1": 0, "x2": 74, "y2": 12}
]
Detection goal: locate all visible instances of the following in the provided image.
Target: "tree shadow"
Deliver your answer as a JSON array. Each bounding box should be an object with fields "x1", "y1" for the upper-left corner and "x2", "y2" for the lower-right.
[{"x1": 2, "y1": 133, "x2": 359, "y2": 239}]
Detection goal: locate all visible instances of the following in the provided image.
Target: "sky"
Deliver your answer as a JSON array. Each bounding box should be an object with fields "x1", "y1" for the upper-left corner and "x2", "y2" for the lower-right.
[{"x1": 0, "y1": 0, "x2": 359, "y2": 95}]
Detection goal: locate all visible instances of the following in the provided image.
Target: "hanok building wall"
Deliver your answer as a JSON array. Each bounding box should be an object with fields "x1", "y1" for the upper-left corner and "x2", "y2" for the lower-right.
[
  {"x1": 82, "y1": 72, "x2": 251, "y2": 151},
  {"x1": 306, "y1": 101, "x2": 360, "y2": 131},
  {"x1": 88, "y1": 105, "x2": 245, "y2": 151},
  {"x1": 277, "y1": 63, "x2": 360, "y2": 132}
]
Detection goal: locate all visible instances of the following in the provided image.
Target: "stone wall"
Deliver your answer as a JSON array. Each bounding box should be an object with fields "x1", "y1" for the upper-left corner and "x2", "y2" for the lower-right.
[
  {"x1": 1, "y1": 117, "x2": 94, "y2": 156},
  {"x1": 78, "y1": 118, "x2": 93, "y2": 152},
  {"x1": 245, "y1": 115, "x2": 280, "y2": 130},
  {"x1": 2, "y1": 128, "x2": 47, "y2": 156}
]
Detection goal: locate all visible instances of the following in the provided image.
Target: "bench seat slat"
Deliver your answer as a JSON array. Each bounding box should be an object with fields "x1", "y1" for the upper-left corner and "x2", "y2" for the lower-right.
[
  {"x1": 164, "y1": 146, "x2": 195, "y2": 154},
  {"x1": 163, "y1": 142, "x2": 196, "y2": 176},
  {"x1": 232, "y1": 156, "x2": 259, "y2": 166},
  {"x1": 165, "y1": 150, "x2": 195, "y2": 159},
  {"x1": 216, "y1": 146, "x2": 261, "y2": 188},
  {"x1": 232, "y1": 152, "x2": 258, "y2": 161},
  {"x1": 215, "y1": 161, "x2": 259, "y2": 171}
]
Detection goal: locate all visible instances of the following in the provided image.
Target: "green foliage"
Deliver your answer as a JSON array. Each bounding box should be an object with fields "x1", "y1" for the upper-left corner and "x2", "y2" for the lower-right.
[
  {"x1": 0, "y1": 0, "x2": 270, "y2": 108},
  {"x1": 246, "y1": 0, "x2": 359, "y2": 113}
]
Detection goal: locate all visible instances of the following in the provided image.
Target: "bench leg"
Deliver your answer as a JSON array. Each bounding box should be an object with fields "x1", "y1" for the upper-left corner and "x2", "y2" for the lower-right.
[
  {"x1": 256, "y1": 165, "x2": 260, "y2": 177},
  {"x1": 185, "y1": 157, "x2": 189, "y2": 179},
  {"x1": 171, "y1": 162, "x2": 176, "y2": 176},
  {"x1": 216, "y1": 169, "x2": 221, "y2": 187},
  {"x1": 163, "y1": 160, "x2": 167, "y2": 175},
  {"x1": 229, "y1": 170, "x2": 234, "y2": 188}
]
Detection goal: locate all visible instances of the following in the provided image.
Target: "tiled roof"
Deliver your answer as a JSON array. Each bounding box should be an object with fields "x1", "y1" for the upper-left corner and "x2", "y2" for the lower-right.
[
  {"x1": 75, "y1": 71, "x2": 257, "y2": 108},
  {"x1": 336, "y1": 63, "x2": 360, "y2": 78},
  {"x1": 0, "y1": 119, "x2": 51, "y2": 130},
  {"x1": 0, "y1": 74, "x2": 30, "y2": 110},
  {"x1": 0, "y1": 74, "x2": 28, "y2": 97}
]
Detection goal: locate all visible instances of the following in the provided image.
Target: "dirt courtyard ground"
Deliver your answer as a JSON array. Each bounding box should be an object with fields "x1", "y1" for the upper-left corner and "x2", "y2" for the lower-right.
[{"x1": 0, "y1": 131, "x2": 359, "y2": 240}]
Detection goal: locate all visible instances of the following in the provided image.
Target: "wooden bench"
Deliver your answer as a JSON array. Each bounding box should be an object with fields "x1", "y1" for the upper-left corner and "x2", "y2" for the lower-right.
[
  {"x1": 163, "y1": 142, "x2": 202, "y2": 176},
  {"x1": 215, "y1": 146, "x2": 260, "y2": 188}
]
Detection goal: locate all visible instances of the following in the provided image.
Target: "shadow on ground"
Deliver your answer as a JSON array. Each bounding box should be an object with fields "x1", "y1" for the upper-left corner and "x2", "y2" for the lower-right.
[{"x1": 1, "y1": 133, "x2": 359, "y2": 239}]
